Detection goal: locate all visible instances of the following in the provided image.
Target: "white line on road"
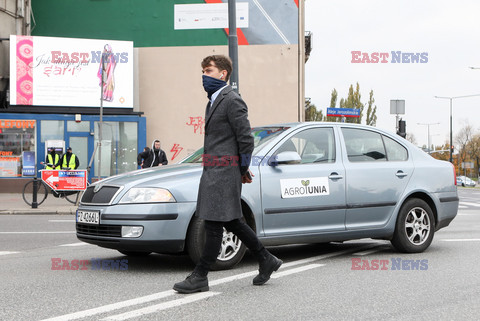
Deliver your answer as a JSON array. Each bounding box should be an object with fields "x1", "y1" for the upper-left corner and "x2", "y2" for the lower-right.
[
  {"x1": 440, "y1": 239, "x2": 480, "y2": 242},
  {"x1": 0, "y1": 231, "x2": 75, "y2": 234},
  {"x1": 49, "y1": 220, "x2": 75, "y2": 222},
  {"x1": 271, "y1": 263, "x2": 324, "y2": 279},
  {"x1": 352, "y1": 248, "x2": 383, "y2": 256},
  {"x1": 59, "y1": 242, "x2": 90, "y2": 247},
  {"x1": 100, "y1": 292, "x2": 221, "y2": 321},
  {"x1": 42, "y1": 243, "x2": 379, "y2": 321},
  {"x1": 41, "y1": 291, "x2": 177, "y2": 321},
  {"x1": 459, "y1": 202, "x2": 480, "y2": 207},
  {"x1": 0, "y1": 251, "x2": 20, "y2": 256}
]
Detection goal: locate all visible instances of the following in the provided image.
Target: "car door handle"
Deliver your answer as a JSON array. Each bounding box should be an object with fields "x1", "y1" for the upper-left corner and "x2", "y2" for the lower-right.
[
  {"x1": 328, "y1": 173, "x2": 344, "y2": 180},
  {"x1": 396, "y1": 171, "x2": 408, "y2": 178}
]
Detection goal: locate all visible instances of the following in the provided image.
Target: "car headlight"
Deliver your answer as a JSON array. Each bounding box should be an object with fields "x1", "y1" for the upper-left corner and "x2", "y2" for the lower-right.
[{"x1": 119, "y1": 188, "x2": 176, "y2": 203}]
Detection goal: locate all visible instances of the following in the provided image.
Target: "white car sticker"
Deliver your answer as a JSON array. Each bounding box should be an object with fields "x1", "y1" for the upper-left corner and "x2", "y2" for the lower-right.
[{"x1": 280, "y1": 177, "x2": 330, "y2": 198}]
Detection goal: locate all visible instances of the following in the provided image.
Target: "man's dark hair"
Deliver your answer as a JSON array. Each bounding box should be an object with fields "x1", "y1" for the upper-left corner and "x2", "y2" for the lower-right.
[{"x1": 201, "y1": 55, "x2": 232, "y2": 82}]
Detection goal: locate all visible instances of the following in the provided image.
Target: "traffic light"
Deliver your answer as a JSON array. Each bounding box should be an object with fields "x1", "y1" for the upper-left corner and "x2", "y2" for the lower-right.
[
  {"x1": 451, "y1": 145, "x2": 454, "y2": 153},
  {"x1": 397, "y1": 119, "x2": 406, "y2": 138}
]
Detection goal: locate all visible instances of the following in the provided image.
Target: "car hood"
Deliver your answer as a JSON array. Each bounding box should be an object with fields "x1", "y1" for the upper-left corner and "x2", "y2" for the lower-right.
[{"x1": 93, "y1": 164, "x2": 203, "y2": 202}]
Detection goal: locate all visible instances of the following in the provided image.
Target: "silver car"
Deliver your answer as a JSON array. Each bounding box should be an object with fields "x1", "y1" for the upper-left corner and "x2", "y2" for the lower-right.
[{"x1": 76, "y1": 122, "x2": 459, "y2": 270}]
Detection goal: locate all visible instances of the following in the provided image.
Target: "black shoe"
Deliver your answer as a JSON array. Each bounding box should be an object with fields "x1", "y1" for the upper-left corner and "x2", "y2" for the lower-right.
[
  {"x1": 253, "y1": 252, "x2": 283, "y2": 286},
  {"x1": 173, "y1": 272, "x2": 209, "y2": 294}
]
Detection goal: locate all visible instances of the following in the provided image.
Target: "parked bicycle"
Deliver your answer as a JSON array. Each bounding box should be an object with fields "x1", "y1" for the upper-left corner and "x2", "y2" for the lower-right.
[{"x1": 22, "y1": 163, "x2": 87, "y2": 206}]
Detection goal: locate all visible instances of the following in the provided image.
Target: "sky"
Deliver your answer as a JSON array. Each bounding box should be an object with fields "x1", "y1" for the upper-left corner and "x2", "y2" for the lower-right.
[{"x1": 304, "y1": 0, "x2": 480, "y2": 149}]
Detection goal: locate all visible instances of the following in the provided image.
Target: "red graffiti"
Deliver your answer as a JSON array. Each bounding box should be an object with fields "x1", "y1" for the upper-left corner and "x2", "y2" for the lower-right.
[
  {"x1": 170, "y1": 144, "x2": 183, "y2": 161},
  {"x1": 186, "y1": 116, "x2": 205, "y2": 134}
]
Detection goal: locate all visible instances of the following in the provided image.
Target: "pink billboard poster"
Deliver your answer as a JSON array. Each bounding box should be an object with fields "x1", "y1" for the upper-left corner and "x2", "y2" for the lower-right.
[{"x1": 16, "y1": 36, "x2": 34, "y2": 105}]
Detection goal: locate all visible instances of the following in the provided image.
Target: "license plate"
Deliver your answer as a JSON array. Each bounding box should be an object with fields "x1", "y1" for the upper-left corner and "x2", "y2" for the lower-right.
[{"x1": 77, "y1": 210, "x2": 100, "y2": 225}]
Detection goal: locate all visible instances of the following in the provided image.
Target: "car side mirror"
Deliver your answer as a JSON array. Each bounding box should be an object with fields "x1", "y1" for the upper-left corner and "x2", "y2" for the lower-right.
[{"x1": 268, "y1": 151, "x2": 302, "y2": 166}]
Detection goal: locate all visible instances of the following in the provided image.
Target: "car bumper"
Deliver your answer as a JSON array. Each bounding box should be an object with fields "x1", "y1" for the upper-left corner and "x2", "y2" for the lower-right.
[{"x1": 76, "y1": 202, "x2": 197, "y2": 254}]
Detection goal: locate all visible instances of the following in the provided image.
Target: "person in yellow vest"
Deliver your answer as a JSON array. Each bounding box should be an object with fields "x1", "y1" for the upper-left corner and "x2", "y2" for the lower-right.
[
  {"x1": 45, "y1": 147, "x2": 60, "y2": 169},
  {"x1": 60, "y1": 147, "x2": 80, "y2": 170}
]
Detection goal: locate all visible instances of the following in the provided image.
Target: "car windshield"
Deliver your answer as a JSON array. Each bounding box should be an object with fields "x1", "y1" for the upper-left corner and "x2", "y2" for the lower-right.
[{"x1": 180, "y1": 126, "x2": 289, "y2": 164}]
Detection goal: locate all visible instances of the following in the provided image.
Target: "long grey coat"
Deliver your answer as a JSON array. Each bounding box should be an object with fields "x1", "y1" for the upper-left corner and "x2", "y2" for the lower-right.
[{"x1": 196, "y1": 86, "x2": 254, "y2": 222}]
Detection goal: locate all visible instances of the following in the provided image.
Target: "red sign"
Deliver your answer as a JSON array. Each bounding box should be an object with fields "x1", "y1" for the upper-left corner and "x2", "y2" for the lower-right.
[{"x1": 41, "y1": 170, "x2": 88, "y2": 191}]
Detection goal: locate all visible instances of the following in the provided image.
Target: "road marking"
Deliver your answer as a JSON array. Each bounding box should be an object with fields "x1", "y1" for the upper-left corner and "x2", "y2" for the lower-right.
[
  {"x1": 42, "y1": 243, "x2": 378, "y2": 321},
  {"x1": 59, "y1": 242, "x2": 90, "y2": 247},
  {"x1": 271, "y1": 263, "x2": 324, "y2": 279},
  {"x1": 458, "y1": 206, "x2": 467, "y2": 209},
  {"x1": 459, "y1": 202, "x2": 480, "y2": 207},
  {"x1": 0, "y1": 231, "x2": 75, "y2": 234},
  {"x1": 352, "y1": 248, "x2": 383, "y2": 256},
  {"x1": 100, "y1": 292, "x2": 221, "y2": 321},
  {"x1": 440, "y1": 239, "x2": 480, "y2": 242},
  {"x1": 41, "y1": 291, "x2": 177, "y2": 321},
  {"x1": 0, "y1": 251, "x2": 19, "y2": 256},
  {"x1": 49, "y1": 220, "x2": 75, "y2": 222}
]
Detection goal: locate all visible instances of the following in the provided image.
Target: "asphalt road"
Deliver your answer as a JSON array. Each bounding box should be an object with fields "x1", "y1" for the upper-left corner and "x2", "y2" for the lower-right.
[{"x1": 0, "y1": 188, "x2": 479, "y2": 321}]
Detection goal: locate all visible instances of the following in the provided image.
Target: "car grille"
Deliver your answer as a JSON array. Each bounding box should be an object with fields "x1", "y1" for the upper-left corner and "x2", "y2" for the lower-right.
[
  {"x1": 81, "y1": 185, "x2": 120, "y2": 204},
  {"x1": 76, "y1": 223, "x2": 122, "y2": 237}
]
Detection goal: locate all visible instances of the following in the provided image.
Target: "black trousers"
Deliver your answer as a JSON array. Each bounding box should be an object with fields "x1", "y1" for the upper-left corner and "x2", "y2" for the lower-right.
[{"x1": 194, "y1": 218, "x2": 265, "y2": 276}]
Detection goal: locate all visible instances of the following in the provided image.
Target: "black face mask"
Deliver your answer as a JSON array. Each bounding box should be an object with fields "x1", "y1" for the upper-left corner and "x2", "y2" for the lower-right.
[{"x1": 202, "y1": 75, "x2": 227, "y2": 99}]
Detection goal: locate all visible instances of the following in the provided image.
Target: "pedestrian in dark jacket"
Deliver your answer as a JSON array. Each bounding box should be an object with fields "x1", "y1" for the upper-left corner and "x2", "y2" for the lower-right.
[
  {"x1": 60, "y1": 147, "x2": 79, "y2": 169},
  {"x1": 137, "y1": 140, "x2": 168, "y2": 168},
  {"x1": 173, "y1": 55, "x2": 282, "y2": 294}
]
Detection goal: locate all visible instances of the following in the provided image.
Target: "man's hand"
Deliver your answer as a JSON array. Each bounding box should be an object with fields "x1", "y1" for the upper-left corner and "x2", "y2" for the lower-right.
[{"x1": 241, "y1": 169, "x2": 254, "y2": 184}]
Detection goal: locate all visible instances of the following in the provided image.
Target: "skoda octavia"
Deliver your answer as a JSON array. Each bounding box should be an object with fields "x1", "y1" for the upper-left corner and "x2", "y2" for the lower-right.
[{"x1": 76, "y1": 122, "x2": 459, "y2": 270}]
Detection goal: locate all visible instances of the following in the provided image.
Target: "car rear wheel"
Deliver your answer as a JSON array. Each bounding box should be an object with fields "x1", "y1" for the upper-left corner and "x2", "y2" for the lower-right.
[
  {"x1": 391, "y1": 198, "x2": 435, "y2": 253},
  {"x1": 118, "y1": 250, "x2": 152, "y2": 256},
  {"x1": 186, "y1": 216, "x2": 247, "y2": 270}
]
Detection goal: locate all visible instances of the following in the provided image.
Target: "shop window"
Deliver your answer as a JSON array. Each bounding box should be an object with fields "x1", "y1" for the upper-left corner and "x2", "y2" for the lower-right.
[
  {"x1": 94, "y1": 121, "x2": 138, "y2": 177},
  {"x1": 67, "y1": 121, "x2": 90, "y2": 132},
  {"x1": 0, "y1": 119, "x2": 36, "y2": 177},
  {"x1": 41, "y1": 120, "x2": 64, "y2": 142}
]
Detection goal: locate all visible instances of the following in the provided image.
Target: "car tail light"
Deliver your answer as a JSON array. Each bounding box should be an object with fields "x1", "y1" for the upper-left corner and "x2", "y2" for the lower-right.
[{"x1": 452, "y1": 164, "x2": 457, "y2": 186}]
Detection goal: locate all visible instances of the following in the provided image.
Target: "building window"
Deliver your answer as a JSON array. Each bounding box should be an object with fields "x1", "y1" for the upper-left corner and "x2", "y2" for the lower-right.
[
  {"x1": 67, "y1": 120, "x2": 90, "y2": 132},
  {"x1": 0, "y1": 119, "x2": 36, "y2": 177},
  {"x1": 94, "y1": 121, "x2": 138, "y2": 177},
  {"x1": 41, "y1": 120, "x2": 64, "y2": 142}
]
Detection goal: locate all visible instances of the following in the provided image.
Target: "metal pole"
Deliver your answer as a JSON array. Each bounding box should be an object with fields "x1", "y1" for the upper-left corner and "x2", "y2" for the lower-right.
[
  {"x1": 228, "y1": 0, "x2": 239, "y2": 94},
  {"x1": 98, "y1": 51, "x2": 104, "y2": 181},
  {"x1": 32, "y1": 177, "x2": 38, "y2": 209},
  {"x1": 449, "y1": 98, "x2": 453, "y2": 163}
]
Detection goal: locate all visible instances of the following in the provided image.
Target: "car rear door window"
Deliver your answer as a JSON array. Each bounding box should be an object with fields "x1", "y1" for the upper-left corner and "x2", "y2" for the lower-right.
[
  {"x1": 342, "y1": 128, "x2": 386, "y2": 162},
  {"x1": 383, "y1": 135, "x2": 408, "y2": 161}
]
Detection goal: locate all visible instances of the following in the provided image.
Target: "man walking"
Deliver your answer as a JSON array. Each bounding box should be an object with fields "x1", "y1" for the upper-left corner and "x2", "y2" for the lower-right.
[
  {"x1": 137, "y1": 140, "x2": 168, "y2": 168},
  {"x1": 173, "y1": 55, "x2": 282, "y2": 294}
]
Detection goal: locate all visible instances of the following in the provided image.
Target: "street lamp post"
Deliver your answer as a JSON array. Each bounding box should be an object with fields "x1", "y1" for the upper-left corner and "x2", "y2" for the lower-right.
[
  {"x1": 417, "y1": 122, "x2": 439, "y2": 153},
  {"x1": 434, "y1": 94, "x2": 480, "y2": 163}
]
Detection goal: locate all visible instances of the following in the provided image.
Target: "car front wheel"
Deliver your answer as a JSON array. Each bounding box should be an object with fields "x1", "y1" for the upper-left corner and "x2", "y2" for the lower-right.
[
  {"x1": 391, "y1": 198, "x2": 435, "y2": 253},
  {"x1": 186, "y1": 216, "x2": 247, "y2": 270}
]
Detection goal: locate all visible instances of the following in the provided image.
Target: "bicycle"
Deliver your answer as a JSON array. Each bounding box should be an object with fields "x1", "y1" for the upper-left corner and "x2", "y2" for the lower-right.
[{"x1": 22, "y1": 163, "x2": 87, "y2": 206}]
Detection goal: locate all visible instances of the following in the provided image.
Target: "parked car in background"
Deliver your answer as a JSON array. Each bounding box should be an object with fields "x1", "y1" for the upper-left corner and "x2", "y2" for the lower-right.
[
  {"x1": 456, "y1": 175, "x2": 476, "y2": 187},
  {"x1": 76, "y1": 122, "x2": 459, "y2": 270}
]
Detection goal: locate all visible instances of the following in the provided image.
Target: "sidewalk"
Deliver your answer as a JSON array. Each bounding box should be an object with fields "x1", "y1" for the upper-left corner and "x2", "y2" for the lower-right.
[{"x1": 0, "y1": 193, "x2": 78, "y2": 215}]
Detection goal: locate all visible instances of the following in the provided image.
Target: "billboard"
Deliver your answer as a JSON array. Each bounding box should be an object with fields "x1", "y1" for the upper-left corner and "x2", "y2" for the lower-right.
[{"x1": 10, "y1": 35, "x2": 133, "y2": 108}]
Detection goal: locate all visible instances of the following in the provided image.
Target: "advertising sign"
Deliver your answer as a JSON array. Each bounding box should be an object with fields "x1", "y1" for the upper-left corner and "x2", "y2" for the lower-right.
[
  {"x1": 41, "y1": 170, "x2": 88, "y2": 191},
  {"x1": 22, "y1": 151, "x2": 36, "y2": 176},
  {"x1": 174, "y1": 3, "x2": 249, "y2": 30},
  {"x1": 10, "y1": 35, "x2": 133, "y2": 108}
]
